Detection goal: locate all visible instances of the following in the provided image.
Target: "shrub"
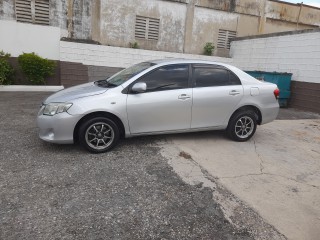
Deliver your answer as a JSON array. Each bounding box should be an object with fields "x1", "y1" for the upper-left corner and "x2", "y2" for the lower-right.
[
  {"x1": 18, "y1": 52, "x2": 56, "y2": 85},
  {"x1": 129, "y1": 42, "x2": 139, "y2": 49},
  {"x1": 203, "y1": 42, "x2": 215, "y2": 56},
  {"x1": 0, "y1": 51, "x2": 14, "y2": 85}
]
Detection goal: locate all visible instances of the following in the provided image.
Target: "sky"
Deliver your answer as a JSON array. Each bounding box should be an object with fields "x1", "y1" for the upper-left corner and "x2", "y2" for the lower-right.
[{"x1": 284, "y1": 0, "x2": 320, "y2": 8}]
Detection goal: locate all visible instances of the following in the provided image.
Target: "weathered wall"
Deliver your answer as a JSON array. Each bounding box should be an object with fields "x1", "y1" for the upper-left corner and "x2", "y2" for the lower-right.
[
  {"x1": 60, "y1": 40, "x2": 233, "y2": 69},
  {"x1": 230, "y1": 29, "x2": 320, "y2": 113},
  {"x1": 1, "y1": 0, "x2": 320, "y2": 56},
  {"x1": 99, "y1": 0, "x2": 187, "y2": 52},
  {"x1": 71, "y1": 0, "x2": 92, "y2": 39},
  {"x1": 0, "y1": 20, "x2": 60, "y2": 60},
  {"x1": 190, "y1": 6, "x2": 238, "y2": 56},
  {"x1": 266, "y1": 0, "x2": 320, "y2": 27},
  {"x1": 264, "y1": 18, "x2": 316, "y2": 34},
  {"x1": 0, "y1": 0, "x2": 14, "y2": 20},
  {"x1": 49, "y1": 1, "x2": 68, "y2": 36},
  {"x1": 88, "y1": 66, "x2": 123, "y2": 82},
  {"x1": 60, "y1": 61, "x2": 88, "y2": 88}
]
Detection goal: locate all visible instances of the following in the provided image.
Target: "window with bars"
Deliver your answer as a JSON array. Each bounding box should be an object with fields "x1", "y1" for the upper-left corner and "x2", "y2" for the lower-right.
[
  {"x1": 15, "y1": 0, "x2": 50, "y2": 25},
  {"x1": 135, "y1": 16, "x2": 160, "y2": 41},
  {"x1": 217, "y1": 29, "x2": 237, "y2": 50}
]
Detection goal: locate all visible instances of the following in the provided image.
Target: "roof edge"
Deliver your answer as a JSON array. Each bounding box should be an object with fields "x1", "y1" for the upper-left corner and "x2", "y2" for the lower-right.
[{"x1": 231, "y1": 28, "x2": 320, "y2": 42}]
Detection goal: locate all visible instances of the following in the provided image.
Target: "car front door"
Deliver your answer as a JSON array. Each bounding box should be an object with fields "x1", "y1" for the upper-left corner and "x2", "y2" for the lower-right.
[
  {"x1": 126, "y1": 64, "x2": 192, "y2": 134},
  {"x1": 191, "y1": 64, "x2": 244, "y2": 129}
]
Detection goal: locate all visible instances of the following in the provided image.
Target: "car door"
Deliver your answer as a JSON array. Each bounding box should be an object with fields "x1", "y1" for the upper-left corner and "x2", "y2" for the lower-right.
[
  {"x1": 191, "y1": 64, "x2": 243, "y2": 129},
  {"x1": 126, "y1": 64, "x2": 192, "y2": 134}
]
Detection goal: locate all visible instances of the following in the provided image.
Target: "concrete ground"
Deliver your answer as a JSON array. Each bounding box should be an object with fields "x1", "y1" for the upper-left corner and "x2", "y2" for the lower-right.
[
  {"x1": 161, "y1": 118, "x2": 320, "y2": 240},
  {"x1": 0, "y1": 92, "x2": 284, "y2": 240}
]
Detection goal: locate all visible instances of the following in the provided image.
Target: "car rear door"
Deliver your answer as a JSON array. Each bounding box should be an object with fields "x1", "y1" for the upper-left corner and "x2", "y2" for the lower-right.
[
  {"x1": 126, "y1": 64, "x2": 192, "y2": 134},
  {"x1": 191, "y1": 64, "x2": 243, "y2": 128}
]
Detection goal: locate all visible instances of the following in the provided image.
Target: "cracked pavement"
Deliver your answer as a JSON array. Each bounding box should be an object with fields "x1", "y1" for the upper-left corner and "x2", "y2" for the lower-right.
[
  {"x1": 161, "y1": 120, "x2": 320, "y2": 240},
  {"x1": 0, "y1": 92, "x2": 319, "y2": 240},
  {"x1": 0, "y1": 92, "x2": 282, "y2": 240}
]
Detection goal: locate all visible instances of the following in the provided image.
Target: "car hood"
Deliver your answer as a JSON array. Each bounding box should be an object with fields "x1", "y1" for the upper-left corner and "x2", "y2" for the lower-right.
[{"x1": 44, "y1": 82, "x2": 108, "y2": 104}]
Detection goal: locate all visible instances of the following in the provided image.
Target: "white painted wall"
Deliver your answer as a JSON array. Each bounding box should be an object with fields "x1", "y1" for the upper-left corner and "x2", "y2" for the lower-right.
[
  {"x1": 60, "y1": 41, "x2": 233, "y2": 68},
  {"x1": 231, "y1": 31, "x2": 320, "y2": 83},
  {"x1": 0, "y1": 20, "x2": 60, "y2": 60}
]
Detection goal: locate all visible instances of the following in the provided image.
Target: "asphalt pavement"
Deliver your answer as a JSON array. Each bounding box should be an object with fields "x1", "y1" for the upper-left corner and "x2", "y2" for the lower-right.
[{"x1": 0, "y1": 92, "x2": 256, "y2": 240}]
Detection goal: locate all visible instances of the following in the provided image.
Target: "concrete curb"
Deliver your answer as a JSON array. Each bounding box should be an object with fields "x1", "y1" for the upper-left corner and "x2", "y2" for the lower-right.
[{"x1": 0, "y1": 85, "x2": 64, "y2": 92}]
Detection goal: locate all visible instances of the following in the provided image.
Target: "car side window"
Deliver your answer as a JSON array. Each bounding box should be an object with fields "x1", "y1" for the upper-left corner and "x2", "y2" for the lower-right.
[
  {"x1": 136, "y1": 64, "x2": 189, "y2": 92},
  {"x1": 193, "y1": 67, "x2": 241, "y2": 87}
]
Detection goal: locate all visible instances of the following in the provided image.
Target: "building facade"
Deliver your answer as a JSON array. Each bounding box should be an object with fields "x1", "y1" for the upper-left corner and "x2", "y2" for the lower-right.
[{"x1": 1, "y1": 0, "x2": 320, "y2": 57}]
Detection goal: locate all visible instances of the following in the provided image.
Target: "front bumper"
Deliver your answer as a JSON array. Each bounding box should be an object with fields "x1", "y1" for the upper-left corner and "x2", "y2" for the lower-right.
[{"x1": 37, "y1": 112, "x2": 82, "y2": 144}]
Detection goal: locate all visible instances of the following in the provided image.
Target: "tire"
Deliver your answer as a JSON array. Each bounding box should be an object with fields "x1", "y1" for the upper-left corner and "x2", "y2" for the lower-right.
[
  {"x1": 79, "y1": 117, "x2": 120, "y2": 153},
  {"x1": 227, "y1": 110, "x2": 257, "y2": 142}
]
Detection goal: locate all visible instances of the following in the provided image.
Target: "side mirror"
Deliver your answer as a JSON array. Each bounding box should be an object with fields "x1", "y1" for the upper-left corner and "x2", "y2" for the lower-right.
[{"x1": 131, "y1": 82, "x2": 147, "y2": 93}]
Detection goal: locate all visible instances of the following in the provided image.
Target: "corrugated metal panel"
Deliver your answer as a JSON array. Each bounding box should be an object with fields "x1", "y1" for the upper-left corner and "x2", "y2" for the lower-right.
[
  {"x1": 135, "y1": 16, "x2": 160, "y2": 41},
  {"x1": 15, "y1": 0, "x2": 32, "y2": 23},
  {"x1": 217, "y1": 29, "x2": 236, "y2": 49},
  {"x1": 35, "y1": 0, "x2": 49, "y2": 25}
]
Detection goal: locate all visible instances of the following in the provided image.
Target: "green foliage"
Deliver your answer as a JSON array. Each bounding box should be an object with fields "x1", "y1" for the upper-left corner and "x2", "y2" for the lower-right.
[
  {"x1": 18, "y1": 52, "x2": 56, "y2": 85},
  {"x1": 0, "y1": 50, "x2": 14, "y2": 85},
  {"x1": 129, "y1": 42, "x2": 139, "y2": 49},
  {"x1": 203, "y1": 42, "x2": 215, "y2": 56}
]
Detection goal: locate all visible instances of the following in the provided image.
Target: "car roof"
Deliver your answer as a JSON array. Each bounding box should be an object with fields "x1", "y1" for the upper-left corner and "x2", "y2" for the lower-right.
[{"x1": 149, "y1": 58, "x2": 230, "y2": 67}]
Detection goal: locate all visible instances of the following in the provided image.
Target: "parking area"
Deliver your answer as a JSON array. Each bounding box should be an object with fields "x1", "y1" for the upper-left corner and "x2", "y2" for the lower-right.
[
  {"x1": 0, "y1": 92, "x2": 319, "y2": 240},
  {"x1": 161, "y1": 116, "x2": 320, "y2": 240}
]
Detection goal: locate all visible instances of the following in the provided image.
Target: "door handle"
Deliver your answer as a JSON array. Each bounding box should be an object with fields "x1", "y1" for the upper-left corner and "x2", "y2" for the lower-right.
[
  {"x1": 229, "y1": 90, "x2": 240, "y2": 96},
  {"x1": 178, "y1": 94, "x2": 191, "y2": 100}
]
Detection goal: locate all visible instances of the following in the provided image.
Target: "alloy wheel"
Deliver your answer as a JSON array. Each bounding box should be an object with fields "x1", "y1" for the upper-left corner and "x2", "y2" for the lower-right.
[
  {"x1": 235, "y1": 116, "x2": 254, "y2": 139},
  {"x1": 85, "y1": 122, "x2": 114, "y2": 150}
]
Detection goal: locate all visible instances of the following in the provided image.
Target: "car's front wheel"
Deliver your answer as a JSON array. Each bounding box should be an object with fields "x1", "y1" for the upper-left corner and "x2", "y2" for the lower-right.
[
  {"x1": 227, "y1": 110, "x2": 257, "y2": 142},
  {"x1": 79, "y1": 117, "x2": 120, "y2": 153}
]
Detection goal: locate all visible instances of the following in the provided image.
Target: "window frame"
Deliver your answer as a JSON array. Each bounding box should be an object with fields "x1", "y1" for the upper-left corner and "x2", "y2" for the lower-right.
[
  {"x1": 127, "y1": 64, "x2": 192, "y2": 94},
  {"x1": 191, "y1": 64, "x2": 241, "y2": 88}
]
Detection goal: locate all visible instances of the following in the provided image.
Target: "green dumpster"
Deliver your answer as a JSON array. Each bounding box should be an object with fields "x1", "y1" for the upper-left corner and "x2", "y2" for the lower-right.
[{"x1": 245, "y1": 71, "x2": 292, "y2": 107}]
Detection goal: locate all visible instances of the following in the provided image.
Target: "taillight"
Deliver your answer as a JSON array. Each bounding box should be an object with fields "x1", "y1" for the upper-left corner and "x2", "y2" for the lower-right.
[{"x1": 274, "y1": 88, "x2": 280, "y2": 99}]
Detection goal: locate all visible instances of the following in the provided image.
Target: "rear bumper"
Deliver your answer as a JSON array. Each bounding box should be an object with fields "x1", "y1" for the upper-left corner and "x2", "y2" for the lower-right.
[
  {"x1": 261, "y1": 104, "x2": 279, "y2": 124},
  {"x1": 37, "y1": 112, "x2": 82, "y2": 144}
]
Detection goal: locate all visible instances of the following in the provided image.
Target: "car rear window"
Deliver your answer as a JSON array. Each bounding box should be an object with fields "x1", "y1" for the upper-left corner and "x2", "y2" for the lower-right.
[{"x1": 193, "y1": 66, "x2": 241, "y2": 87}]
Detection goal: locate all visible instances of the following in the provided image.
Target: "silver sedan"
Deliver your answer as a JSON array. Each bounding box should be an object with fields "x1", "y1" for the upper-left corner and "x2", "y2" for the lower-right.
[{"x1": 37, "y1": 59, "x2": 279, "y2": 153}]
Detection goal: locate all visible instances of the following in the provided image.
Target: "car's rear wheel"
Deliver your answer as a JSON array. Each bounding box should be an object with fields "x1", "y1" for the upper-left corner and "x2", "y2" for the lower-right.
[
  {"x1": 79, "y1": 117, "x2": 120, "y2": 153},
  {"x1": 227, "y1": 110, "x2": 257, "y2": 142}
]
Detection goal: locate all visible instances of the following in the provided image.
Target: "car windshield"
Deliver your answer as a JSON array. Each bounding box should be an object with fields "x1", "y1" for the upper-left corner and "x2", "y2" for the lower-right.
[{"x1": 95, "y1": 62, "x2": 155, "y2": 88}]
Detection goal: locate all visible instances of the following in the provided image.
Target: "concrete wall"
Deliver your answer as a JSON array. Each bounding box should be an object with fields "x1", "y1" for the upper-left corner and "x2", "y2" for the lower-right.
[
  {"x1": 1, "y1": 0, "x2": 320, "y2": 57},
  {"x1": 60, "y1": 40, "x2": 233, "y2": 69},
  {"x1": 230, "y1": 29, "x2": 320, "y2": 113},
  {"x1": 59, "y1": 40, "x2": 233, "y2": 85},
  {"x1": 0, "y1": 20, "x2": 60, "y2": 60},
  {"x1": 190, "y1": 6, "x2": 238, "y2": 56},
  {"x1": 231, "y1": 30, "x2": 320, "y2": 84},
  {"x1": 99, "y1": 0, "x2": 187, "y2": 52}
]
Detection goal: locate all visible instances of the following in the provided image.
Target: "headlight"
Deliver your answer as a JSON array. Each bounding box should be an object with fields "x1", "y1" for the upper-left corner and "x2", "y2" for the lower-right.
[{"x1": 43, "y1": 103, "x2": 73, "y2": 116}]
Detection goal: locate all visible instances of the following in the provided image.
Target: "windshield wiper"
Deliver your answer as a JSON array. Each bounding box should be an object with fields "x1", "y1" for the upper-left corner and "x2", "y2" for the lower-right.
[{"x1": 95, "y1": 80, "x2": 118, "y2": 88}]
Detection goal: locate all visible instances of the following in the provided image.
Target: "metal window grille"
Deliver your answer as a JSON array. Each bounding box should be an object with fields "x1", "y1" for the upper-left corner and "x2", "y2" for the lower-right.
[
  {"x1": 217, "y1": 29, "x2": 237, "y2": 49},
  {"x1": 15, "y1": 0, "x2": 49, "y2": 25},
  {"x1": 135, "y1": 16, "x2": 160, "y2": 41}
]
